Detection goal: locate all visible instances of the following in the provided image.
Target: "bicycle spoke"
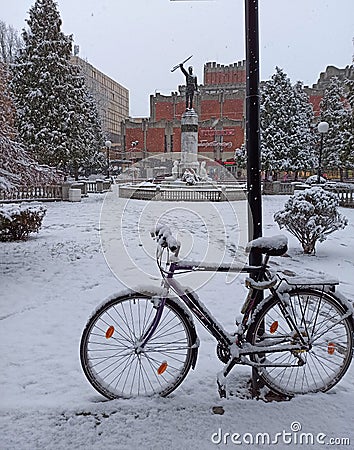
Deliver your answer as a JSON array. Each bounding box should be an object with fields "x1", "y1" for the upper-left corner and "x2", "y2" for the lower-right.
[
  {"x1": 249, "y1": 290, "x2": 353, "y2": 396},
  {"x1": 81, "y1": 294, "x2": 194, "y2": 398}
]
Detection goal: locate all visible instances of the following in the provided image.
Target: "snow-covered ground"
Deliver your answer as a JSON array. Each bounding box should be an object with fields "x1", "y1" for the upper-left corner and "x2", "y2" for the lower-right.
[{"x1": 1, "y1": 189, "x2": 353, "y2": 450}]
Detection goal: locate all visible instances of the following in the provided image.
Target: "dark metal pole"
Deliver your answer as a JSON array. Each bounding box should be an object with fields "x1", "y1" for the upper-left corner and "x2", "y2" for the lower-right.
[
  {"x1": 245, "y1": 0, "x2": 262, "y2": 257},
  {"x1": 106, "y1": 147, "x2": 110, "y2": 178},
  {"x1": 245, "y1": 0, "x2": 263, "y2": 397},
  {"x1": 317, "y1": 133, "x2": 324, "y2": 184}
]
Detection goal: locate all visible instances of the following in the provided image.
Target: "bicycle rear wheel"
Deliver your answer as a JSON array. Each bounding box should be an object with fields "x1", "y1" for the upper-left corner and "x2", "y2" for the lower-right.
[
  {"x1": 80, "y1": 292, "x2": 197, "y2": 399},
  {"x1": 247, "y1": 289, "x2": 353, "y2": 396}
]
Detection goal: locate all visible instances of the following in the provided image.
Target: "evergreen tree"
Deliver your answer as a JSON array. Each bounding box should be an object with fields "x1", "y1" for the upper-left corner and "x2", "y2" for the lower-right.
[
  {"x1": 60, "y1": 63, "x2": 104, "y2": 178},
  {"x1": 10, "y1": 0, "x2": 103, "y2": 176},
  {"x1": 319, "y1": 76, "x2": 353, "y2": 179},
  {"x1": 0, "y1": 20, "x2": 23, "y2": 64},
  {"x1": 291, "y1": 81, "x2": 316, "y2": 178},
  {"x1": 0, "y1": 63, "x2": 59, "y2": 190},
  {"x1": 260, "y1": 67, "x2": 315, "y2": 178},
  {"x1": 261, "y1": 67, "x2": 293, "y2": 177},
  {"x1": 344, "y1": 78, "x2": 354, "y2": 170},
  {"x1": 234, "y1": 144, "x2": 247, "y2": 169}
]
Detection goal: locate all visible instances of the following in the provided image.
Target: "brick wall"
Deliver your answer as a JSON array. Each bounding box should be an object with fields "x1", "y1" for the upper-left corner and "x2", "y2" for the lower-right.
[
  {"x1": 146, "y1": 128, "x2": 165, "y2": 153},
  {"x1": 123, "y1": 62, "x2": 353, "y2": 161}
]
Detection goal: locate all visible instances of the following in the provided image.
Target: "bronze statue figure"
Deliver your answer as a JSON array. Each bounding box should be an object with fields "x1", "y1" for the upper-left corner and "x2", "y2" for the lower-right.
[{"x1": 179, "y1": 64, "x2": 198, "y2": 110}]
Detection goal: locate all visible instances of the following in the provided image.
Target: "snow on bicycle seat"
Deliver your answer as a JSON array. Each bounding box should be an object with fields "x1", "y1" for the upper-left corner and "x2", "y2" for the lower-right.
[{"x1": 246, "y1": 235, "x2": 288, "y2": 256}]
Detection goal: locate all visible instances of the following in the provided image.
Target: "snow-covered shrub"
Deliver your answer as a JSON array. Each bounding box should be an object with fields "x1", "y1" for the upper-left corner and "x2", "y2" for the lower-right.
[
  {"x1": 305, "y1": 175, "x2": 326, "y2": 185},
  {"x1": 274, "y1": 187, "x2": 348, "y2": 254},
  {"x1": 0, "y1": 203, "x2": 46, "y2": 241}
]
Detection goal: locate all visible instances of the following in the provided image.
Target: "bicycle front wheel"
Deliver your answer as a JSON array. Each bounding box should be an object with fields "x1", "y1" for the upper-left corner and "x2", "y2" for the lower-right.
[
  {"x1": 247, "y1": 289, "x2": 353, "y2": 396},
  {"x1": 80, "y1": 292, "x2": 197, "y2": 399}
]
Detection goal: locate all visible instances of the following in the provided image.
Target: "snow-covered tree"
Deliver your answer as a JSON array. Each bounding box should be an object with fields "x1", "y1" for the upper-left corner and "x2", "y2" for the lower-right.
[
  {"x1": 260, "y1": 67, "x2": 315, "y2": 178},
  {"x1": 291, "y1": 81, "x2": 316, "y2": 178},
  {"x1": 0, "y1": 20, "x2": 22, "y2": 64},
  {"x1": 234, "y1": 144, "x2": 246, "y2": 169},
  {"x1": 10, "y1": 0, "x2": 103, "y2": 177},
  {"x1": 347, "y1": 78, "x2": 354, "y2": 115},
  {"x1": 58, "y1": 63, "x2": 104, "y2": 179},
  {"x1": 274, "y1": 187, "x2": 348, "y2": 254},
  {"x1": 344, "y1": 78, "x2": 354, "y2": 170},
  {"x1": 261, "y1": 67, "x2": 293, "y2": 176},
  {"x1": 319, "y1": 77, "x2": 353, "y2": 180},
  {"x1": 0, "y1": 63, "x2": 59, "y2": 191}
]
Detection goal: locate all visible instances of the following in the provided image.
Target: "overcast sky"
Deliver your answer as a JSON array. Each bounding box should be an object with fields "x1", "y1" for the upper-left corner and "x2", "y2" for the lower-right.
[{"x1": 1, "y1": 0, "x2": 354, "y2": 117}]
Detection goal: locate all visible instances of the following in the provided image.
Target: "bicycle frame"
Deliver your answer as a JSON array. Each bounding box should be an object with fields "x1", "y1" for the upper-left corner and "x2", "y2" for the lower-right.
[
  {"x1": 140, "y1": 257, "x2": 268, "y2": 350},
  {"x1": 140, "y1": 253, "x2": 313, "y2": 362}
]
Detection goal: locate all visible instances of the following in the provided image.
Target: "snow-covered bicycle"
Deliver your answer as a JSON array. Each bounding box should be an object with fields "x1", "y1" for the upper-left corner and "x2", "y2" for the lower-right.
[{"x1": 80, "y1": 224, "x2": 354, "y2": 399}]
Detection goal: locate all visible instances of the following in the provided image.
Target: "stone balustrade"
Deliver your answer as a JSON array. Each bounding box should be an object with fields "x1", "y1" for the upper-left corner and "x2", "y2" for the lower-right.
[{"x1": 0, "y1": 179, "x2": 112, "y2": 203}]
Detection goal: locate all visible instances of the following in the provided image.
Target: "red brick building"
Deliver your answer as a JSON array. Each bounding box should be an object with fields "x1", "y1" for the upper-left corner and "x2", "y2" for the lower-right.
[
  {"x1": 305, "y1": 65, "x2": 354, "y2": 116},
  {"x1": 121, "y1": 61, "x2": 247, "y2": 163},
  {"x1": 121, "y1": 61, "x2": 354, "y2": 165}
]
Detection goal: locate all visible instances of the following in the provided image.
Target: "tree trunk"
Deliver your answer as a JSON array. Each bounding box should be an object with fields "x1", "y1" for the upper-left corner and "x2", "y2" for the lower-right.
[
  {"x1": 302, "y1": 241, "x2": 316, "y2": 254},
  {"x1": 73, "y1": 161, "x2": 79, "y2": 181},
  {"x1": 339, "y1": 167, "x2": 344, "y2": 182}
]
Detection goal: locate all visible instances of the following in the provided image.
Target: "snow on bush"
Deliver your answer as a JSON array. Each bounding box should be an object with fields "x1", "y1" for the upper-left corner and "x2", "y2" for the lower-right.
[
  {"x1": 274, "y1": 187, "x2": 348, "y2": 254},
  {"x1": 0, "y1": 203, "x2": 46, "y2": 241},
  {"x1": 305, "y1": 175, "x2": 327, "y2": 185}
]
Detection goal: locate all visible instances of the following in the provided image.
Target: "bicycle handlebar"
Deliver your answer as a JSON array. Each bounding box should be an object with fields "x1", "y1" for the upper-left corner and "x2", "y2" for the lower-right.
[{"x1": 150, "y1": 224, "x2": 180, "y2": 254}]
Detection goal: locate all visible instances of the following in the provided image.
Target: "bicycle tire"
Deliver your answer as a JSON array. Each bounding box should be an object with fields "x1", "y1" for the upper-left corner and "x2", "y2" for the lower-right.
[
  {"x1": 80, "y1": 291, "x2": 198, "y2": 399},
  {"x1": 247, "y1": 289, "x2": 353, "y2": 396}
]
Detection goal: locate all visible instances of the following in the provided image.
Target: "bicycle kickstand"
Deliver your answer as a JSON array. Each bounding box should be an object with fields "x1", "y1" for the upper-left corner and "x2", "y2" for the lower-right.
[{"x1": 217, "y1": 358, "x2": 238, "y2": 398}]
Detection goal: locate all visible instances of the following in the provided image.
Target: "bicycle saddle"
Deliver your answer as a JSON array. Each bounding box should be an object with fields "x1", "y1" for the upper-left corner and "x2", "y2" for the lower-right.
[{"x1": 246, "y1": 235, "x2": 288, "y2": 256}]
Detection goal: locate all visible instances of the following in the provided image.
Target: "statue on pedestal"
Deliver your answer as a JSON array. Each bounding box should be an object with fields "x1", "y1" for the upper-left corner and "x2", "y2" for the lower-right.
[
  {"x1": 179, "y1": 63, "x2": 198, "y2": 110},
  {"x1": 171, "y1": 160, "x2": 179, "y2": 179},
  {"x1": 165, "y1": 160, "x2": 179, "y2": 181},
  {"x1": 199, "y1": 161, "x2": 208, "y2": 181},
  {"x1": 181, "y1": 168, "x2": 199, "y2": 185}
]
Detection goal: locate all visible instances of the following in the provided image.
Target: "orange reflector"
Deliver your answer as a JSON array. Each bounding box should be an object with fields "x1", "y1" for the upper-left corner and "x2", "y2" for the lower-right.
[
  {"x1": 270, "y1": 321, "x2": 278, "y2": 334},
  {"x1": 328, "y1": 342, "x2": 336, "y2": 355},
  {"x1": 105, "y1": 326, "x2": 115, "y2": 339},
  {"x1": 157, "y1": 361, "x2": 168, "y2": 375}
]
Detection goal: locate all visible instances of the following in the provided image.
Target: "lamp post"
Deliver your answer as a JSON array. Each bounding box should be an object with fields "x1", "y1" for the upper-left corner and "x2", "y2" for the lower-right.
[
  {"x1": 317, "y1": 121, "x2": 329, "y2": 184},
  {"x1": 245, "y1": 0, "x2": 262, "y2": 252},
  {"x1": 244, "y1": 0, "x2": 264, "y2": 398},
  {"x1": 167, "y1": 0, "x2": 262, "y2": 397},
  {"x1": 105, "y1": 140, "x2": 112, "y2": 178}
]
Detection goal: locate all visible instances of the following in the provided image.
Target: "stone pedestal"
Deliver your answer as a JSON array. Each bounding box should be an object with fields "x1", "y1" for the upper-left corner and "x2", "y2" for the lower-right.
[
  {"x1": 179, "y1": 109, "x2": 199, "y2": 176},
  {"x1": 68, "y1": 188, "x2": 81, "y2": 202}
]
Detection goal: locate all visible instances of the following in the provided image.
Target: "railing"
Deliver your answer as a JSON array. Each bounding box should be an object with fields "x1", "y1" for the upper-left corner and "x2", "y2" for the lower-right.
[
  {"x1": 0, "y1": 180, "x2": 112, "y2": 203},
  {"x1": 161, "y1": 189, "x2": 224, "y2": 202},
  {"x1": 263, "y1": 181, "x2": 354, "y2": 207},
  {"x1": 263, "y1": 181, "x2": 295, "y2": 195},
  {"x1": 324, "y1": 185, "x2": 354, "y2": 208},
  {"x1": 0, "y1": 185, "x2": 63, "y2": 202},
  {"x1": 118, "y1": 185, "x2": 246, "y2": 202},
  {"x1": 85, "y1": 180, "x2": 112, "y2": 193}
]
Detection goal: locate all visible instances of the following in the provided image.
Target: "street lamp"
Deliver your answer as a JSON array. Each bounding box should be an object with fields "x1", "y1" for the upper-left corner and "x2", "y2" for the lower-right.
[
  {"x1": 245, "y1": 0, "x2": 262, "y2": 246},
  {"x1": 168, "y1": 0, "x2": 262, "y2": 397},
  {"x1": 105, "y1": 140, "x2": 112, "y2": 178},
  {"x1": 317, "y1": 121, "x2": 329, "y2": 184}
]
